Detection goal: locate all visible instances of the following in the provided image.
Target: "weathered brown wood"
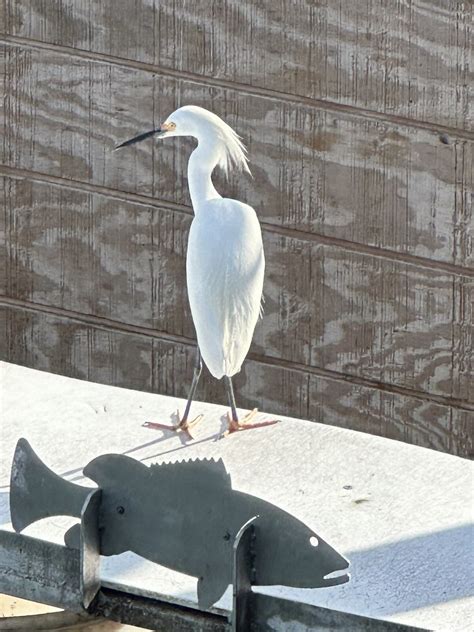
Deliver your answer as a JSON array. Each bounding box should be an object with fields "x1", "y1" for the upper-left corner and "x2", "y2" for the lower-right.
[
  {"x1": 0, "y1": 176, "x2": 192, "y2": 339},
  {"x1": 2, "y1": 176, "x2": 472, "y2": 404},
  {"x1": 1, "y1": 44, "x2": 472, "y2": 268},
  {"x1": 1, "y1": 305, "x2": 472, "y2": 457},
  {"x1": 3, "y1": 0, "x2": 472, "y2": 130}
]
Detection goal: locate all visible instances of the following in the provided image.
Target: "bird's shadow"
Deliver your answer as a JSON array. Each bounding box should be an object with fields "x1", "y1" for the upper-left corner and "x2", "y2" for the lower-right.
[
  {"x1": 138, "y1": 413, "x2": 230, "y2": 463},
  {"x1": 0, "y1": 410, "x2": 227, "y2": 527},
  {"x1": 345, "y1": 523, "x2": 474, "y2": 615},
  {"x1": 18, "y1": 409, "x2": 221, "y2": 486}
]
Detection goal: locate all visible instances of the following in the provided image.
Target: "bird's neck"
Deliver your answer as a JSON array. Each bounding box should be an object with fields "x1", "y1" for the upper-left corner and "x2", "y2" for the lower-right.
[{"x1": 187, "y1": 140, "x2": 221, "y2": 212}]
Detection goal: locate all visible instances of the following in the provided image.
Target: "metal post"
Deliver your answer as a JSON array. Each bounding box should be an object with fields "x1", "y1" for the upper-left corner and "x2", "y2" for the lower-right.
[
  {"x1": 232, "y1": 516, "x2": 258, "y2": 632},
  {"x1": 80, "y1": 489, "x2": 101, "y2": 609}
]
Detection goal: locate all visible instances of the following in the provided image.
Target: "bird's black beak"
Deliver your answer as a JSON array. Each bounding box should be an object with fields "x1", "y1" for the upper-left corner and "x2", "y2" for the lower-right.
[{"x1": 115, "y1": 127, "x2": 166, "y2": 150}]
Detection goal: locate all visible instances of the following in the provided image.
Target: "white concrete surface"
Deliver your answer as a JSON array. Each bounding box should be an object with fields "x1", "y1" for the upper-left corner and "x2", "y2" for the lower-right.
[{"x1": 0, "y1": 361, "x2": 472, "y2": 631}]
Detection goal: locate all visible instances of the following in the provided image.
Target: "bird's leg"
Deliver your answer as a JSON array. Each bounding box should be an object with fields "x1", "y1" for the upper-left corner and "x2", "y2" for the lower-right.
[
  {"x1": 223, "y1": 376, "x2": 280, "y2": 436},
  {"x1": 143, "y1": 350, "x2": 203, "y2": 438}
]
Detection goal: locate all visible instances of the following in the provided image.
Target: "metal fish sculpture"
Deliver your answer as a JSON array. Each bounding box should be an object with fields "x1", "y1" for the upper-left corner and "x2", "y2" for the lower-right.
[{"x1": 10, "y1": 438, "x2": 349, "y2": 609}]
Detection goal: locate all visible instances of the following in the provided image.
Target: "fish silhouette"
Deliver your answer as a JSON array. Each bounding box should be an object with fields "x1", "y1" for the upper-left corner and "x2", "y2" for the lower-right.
[{"x1": 10, "y1": 438, "x2": 349, "y2": 608}]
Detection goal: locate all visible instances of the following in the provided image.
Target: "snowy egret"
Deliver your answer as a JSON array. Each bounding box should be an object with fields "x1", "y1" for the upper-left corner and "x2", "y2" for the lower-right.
[{"x1": 117, "y1": 106, "x2": 278, "y2": 437}]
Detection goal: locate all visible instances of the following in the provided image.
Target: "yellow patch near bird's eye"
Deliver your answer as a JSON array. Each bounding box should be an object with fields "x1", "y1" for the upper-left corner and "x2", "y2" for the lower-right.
[{"x1": 162, "y1": 121, "x2": 176, "y2": 131}]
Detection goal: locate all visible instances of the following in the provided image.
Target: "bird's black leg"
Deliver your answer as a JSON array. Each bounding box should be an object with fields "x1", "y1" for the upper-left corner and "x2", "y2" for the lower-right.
[
  {"x1": 143, "y1": 348, "x2": 203, "y2": 437},
  {"x1": 181, "y1": 349, "x2": 203, "y2": 423},
  {"x1": 224, "y1": 376, "x2": 239, "y2": 422},
  {"x1": 223, "y1": 375, "x2": 280, "y2": 436}
]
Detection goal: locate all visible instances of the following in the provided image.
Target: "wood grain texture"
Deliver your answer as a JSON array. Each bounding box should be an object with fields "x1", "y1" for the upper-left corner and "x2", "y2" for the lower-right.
[
  {"x1": 1, "y1": 305, "x2": 471, "y2": 457},
  {"x1": 2, "y1": 176, "x2": 472, "y2": 404},
  {"x1": 1, "y1": 44, "x2": 472, "y2": 268},
  {"x1": 3, "y1": 0, "x2": 472, "y2": 130}
]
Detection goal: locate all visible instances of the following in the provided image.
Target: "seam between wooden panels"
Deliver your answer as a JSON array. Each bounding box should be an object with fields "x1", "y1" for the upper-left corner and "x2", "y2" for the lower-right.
[
  {"x1": 1, "y1": 165, "x2": 473, "y2": 279},
  {"x1": 1, "y1": 295, "x2": 473, "y2": 413},
  {"x1": 1, "y1": 35, "x2": 473, "y2": 141}
]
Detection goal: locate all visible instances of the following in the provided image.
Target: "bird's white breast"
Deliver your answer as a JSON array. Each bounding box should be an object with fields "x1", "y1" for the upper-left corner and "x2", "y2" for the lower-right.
[{"x1": 186, "y1": 198, "x2": 265, "y2": 378}]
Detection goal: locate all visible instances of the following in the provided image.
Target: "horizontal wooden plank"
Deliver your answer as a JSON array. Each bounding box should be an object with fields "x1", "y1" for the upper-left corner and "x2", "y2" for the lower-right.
[
  {"x1": 2, "y1": 44, "x2": 472, "y2": 268},
  {"x1": 2, "y1": 176, "x2": 472, "y2": 403},
  {"x1": 0, "y1": 306, "x2": 471, "y2": 457},
  {"x1": 3, "y1": 0, "x2": 472, "y2": 130}
]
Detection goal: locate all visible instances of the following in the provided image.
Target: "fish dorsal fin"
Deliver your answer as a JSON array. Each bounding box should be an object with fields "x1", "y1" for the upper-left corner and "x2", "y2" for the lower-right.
[{"x1": 149, "y1": 457, "x2": 232, "y2": 490}]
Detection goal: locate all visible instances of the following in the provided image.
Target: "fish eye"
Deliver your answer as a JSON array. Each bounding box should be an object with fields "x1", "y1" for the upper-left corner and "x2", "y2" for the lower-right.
[{"x1": 310, "y1": 536, "x2": 319, "y2": 547}]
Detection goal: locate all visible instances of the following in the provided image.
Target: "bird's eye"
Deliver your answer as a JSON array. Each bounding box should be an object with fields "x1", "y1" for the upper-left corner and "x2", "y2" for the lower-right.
[
  {"x1": 310, "y1": 536, "x2": 319, "y2": 547},
  {"x1": 159, "y1": 121, "x2": 176, "y2": 132}
]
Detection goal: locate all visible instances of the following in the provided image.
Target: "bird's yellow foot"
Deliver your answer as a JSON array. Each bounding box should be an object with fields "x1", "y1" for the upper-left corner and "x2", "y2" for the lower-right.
[
  {"x1": 224, "y1": 408, "x2": 280, "y2": 437},
  {"x1": 143, "y1": 409, "x2": 203, "y2": 439}
]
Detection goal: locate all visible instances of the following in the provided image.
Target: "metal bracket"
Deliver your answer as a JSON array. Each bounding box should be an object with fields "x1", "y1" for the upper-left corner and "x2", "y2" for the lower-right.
[
  {"x1": 232, "y1": 515, "x2": 258, "y2": 632},
  {"x1": 80, "y1": 489, "x2": 101, "y2": 609}
]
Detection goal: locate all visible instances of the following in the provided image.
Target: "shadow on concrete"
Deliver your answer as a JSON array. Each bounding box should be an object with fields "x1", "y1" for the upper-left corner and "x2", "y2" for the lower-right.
[{"x1": 344, "y1": 523, "x2": 474, "y2": 615}]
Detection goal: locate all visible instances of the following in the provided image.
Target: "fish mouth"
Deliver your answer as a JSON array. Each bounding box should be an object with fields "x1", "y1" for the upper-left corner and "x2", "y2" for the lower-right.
[{"x1": 322, "y1": 569, "x2": 351, "y2": 587}]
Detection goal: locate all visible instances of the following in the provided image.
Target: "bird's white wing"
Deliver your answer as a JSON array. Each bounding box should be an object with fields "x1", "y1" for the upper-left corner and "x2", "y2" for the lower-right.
[{"x1": 186, "y1": 198, "x2": 265, "y2": 379}]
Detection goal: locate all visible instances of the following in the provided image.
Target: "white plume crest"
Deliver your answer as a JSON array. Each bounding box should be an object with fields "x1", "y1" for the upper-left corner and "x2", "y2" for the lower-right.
[
  {"x1": 215, "y1": 122, "x2": 251, "y2": 177},
  {"x1": 176, "y1": 105, "x2": 251, "y2": 177}
]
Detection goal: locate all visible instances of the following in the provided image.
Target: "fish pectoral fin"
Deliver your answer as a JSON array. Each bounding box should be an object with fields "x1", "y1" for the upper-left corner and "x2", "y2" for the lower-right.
[{"x1": 197, "y1": 572, "x2": 228, "y2": 609}]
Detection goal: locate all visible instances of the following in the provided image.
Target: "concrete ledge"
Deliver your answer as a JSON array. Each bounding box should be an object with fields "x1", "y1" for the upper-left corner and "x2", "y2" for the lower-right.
[{"x1": 0, "y1": 362, "x2": 472, "y2": 631}]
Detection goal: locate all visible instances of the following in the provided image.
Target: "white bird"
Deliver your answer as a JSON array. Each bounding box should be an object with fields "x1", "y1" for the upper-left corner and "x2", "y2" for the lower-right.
[{"x1": 117, "y1": 106, "x2": 277, "y2": 437}]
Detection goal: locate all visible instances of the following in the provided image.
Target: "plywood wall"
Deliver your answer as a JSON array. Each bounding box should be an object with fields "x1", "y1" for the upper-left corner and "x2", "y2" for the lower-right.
[{"x1": 0, "y1": 0, "x2": 472, "y2": 456}]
